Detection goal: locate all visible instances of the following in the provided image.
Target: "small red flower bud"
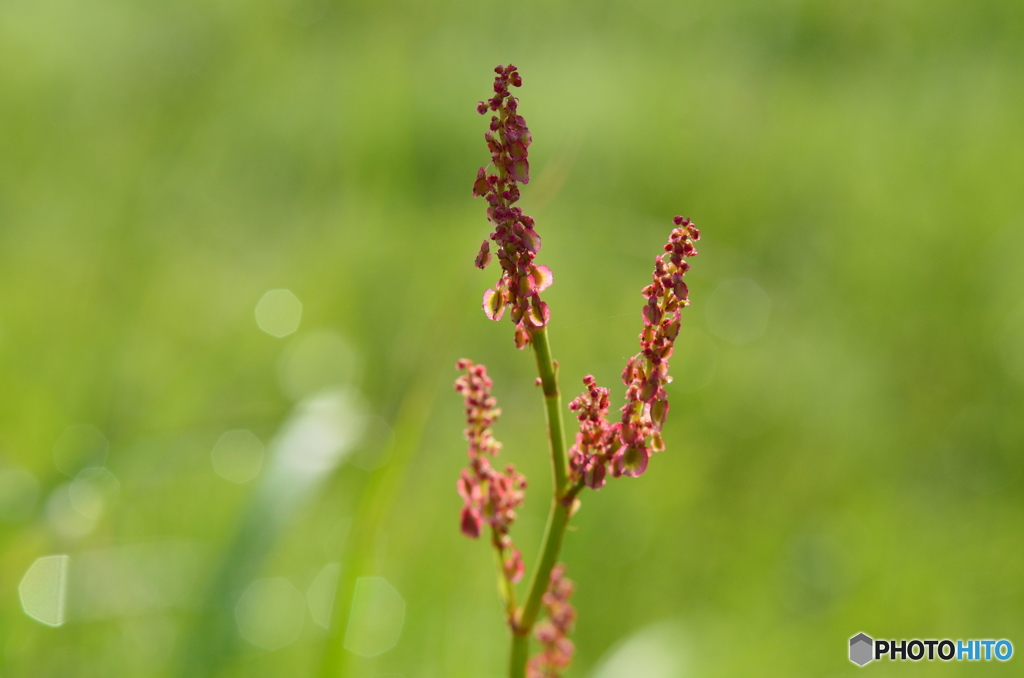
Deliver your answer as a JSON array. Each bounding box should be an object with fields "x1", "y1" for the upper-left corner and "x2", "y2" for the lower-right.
[
  {"x1": 510, "y1": 158, "x2": 530, "y2": 184},
  {"x1": 621, "y1": 356, "x2": 636, "y2": 386},
  {"x1": 651, "y1": 397, "x2": 669, "y2": 431},
  {"x1": 650, "y1": 432, "x2": 665, "y2": 452},
  {"x1": 504, "y1": 550, "x2": 524, "y2": 584},
  {"x1": 475, "y1": 240, "x2": 492, "y2": 269},
  {"x1": 473, "y1": 168, "x2": 490, "y2": 197},
  {"x1": 483, "y1": 288, "x2": 505, "y2": 321},
  {"x1": 584, "y1": 460, "x2": 606, "y2": 490},
  {"x1": 530, "y1": 264, "x2": 553, "y2": 292},
  {"x1": 514, "y1": 326, "x2": 531, "y2": 349},
  {"x1": 461, "y1": 505, "x2": 482, "y2": 538},
  {"x1": 526, "y1": 297, "x2": 550, "y2": 327},
  {"x1": 642, "y1": 303, "x2": 662, "y2": 326},
  {"x1": 674, "y1": 279, "x2": 688, "y2": 300},
  {"x1": 638, "y1": 372, "x2": 659, "y2": 402},
  {"x1": 617, "y1": 445, "x2": 650, "y2": 477},
  {"x1": 519, "y1": 226, "x2": 541, "y2": 253},
  {"x1": 509, "y1": 140, "x2": 528, "y2": 161},
  {"x1": 518, "y1": 270, "x2": 537, "y2": 297}
]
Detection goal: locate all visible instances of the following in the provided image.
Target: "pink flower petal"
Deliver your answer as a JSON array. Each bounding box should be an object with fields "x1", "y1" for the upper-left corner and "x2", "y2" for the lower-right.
[
  {"x1": 530, "y1": 265, "x2": 553, "y2": 292},
  {"x1": 460, "y1": 505, "x2": 482, "y2": 539},
  {"x1": 511, "y1": 159, "x2": 530, "y2": 184},
  {"x1": 520, "y1": 227, "x2": 541, "y2": 253},
  {"x1": 483, "y1": 288, "x2": 505, "y2": 321}
]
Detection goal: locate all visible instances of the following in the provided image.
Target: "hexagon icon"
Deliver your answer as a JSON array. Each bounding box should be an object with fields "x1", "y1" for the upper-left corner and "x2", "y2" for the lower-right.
[
  {"x1": 850, "y1": 633, "x2": 873, "y2": 666},
  {"x1": 255, "y1": 289, "x2": 302, "y2": 338},
  {"x1": 343, "y1": 577, "x2": 405, "y2": 657},
  {"x1": 19, "y1": 555, "x2": 70, "y2": 626}
]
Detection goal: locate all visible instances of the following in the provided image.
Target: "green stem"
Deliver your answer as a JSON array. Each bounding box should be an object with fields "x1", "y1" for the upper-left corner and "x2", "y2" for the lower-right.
[
  {"x1": 492, "y1": 527, "x2": 517, "y2": 622},
  {"x1": 508, "y1": 326, "x2": 573, "y2": 678},
  {"x1": 510, "y1": 498, "x2": 573, "y2": 676},
  {"x1": 530, "y1": 326, "x2": 568, "y2": 496},
  {"x1": 509, "y1": 628, "x2": 531, "y2": 676}
]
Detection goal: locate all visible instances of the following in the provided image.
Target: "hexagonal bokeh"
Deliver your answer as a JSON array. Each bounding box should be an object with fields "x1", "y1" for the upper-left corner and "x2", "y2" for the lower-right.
[
  {"x1": 850, "y1": 633, "x2": 874, "y2": 666},
  {"x1": 210, "y1": 430, "x2": 264, "y2": 484},
  {"x1": 69, "y1": 467, "x2": 120, "y2": 519},
  {"x1": 235, "y1": 578, "x2": 306, "y2": 650},
  {"x1": 277, "y1": 330, "x2": 358, "y2": 402},
  {"x1": 52, "y1": 424, "x2": 108, "y2": 477},
  {"x1": 343, "y1": 577, "x2": 405, "y2": 657},
  {"x1": 46, "y1": 483, "x2": 98, "y2": 539},
  {"x1": 255, "y1": 289, "x2": 302, "y2": 338},
  {"x1": 307, "y1": 562, "x2": 341, "y2": 629},
  {"x1": 19, "y1": 555, "x2": 70, "y2": 627}
]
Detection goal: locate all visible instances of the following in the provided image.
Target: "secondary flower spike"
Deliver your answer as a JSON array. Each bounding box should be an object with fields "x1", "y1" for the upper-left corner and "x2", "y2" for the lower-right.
[
  {"x1": 472, "y1": 65, "x2": 552, "y2": 349},
  {"x1": 526, "y1": 564, "x2": 576, "y2": 678},
  {"x1": 454, "y1": 359, "x2": 527, "y2": 587},
  {"x1": 567, "y1": 216, "x2": 701, "y2": 484},
  {"x1": 617, "y1": 215, "x2": 700, "y2": 476}
]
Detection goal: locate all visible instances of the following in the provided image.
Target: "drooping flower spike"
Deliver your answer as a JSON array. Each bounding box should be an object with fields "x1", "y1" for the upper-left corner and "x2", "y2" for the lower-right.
[
  {"x1": 454, "y1": 359, "x2": 527, "y2": 587},
  {"x1": 472, "y1": 64, "x2": 552, "y2": 349}
]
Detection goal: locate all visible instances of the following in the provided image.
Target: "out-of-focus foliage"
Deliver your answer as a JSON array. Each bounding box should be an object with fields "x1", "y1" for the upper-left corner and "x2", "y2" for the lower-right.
[{"x1": 2, "y1": 0, "x2": 1023, "y2": 676}]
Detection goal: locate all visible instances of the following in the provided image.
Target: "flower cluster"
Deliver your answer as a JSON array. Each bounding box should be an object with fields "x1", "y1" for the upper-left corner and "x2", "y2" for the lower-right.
[
  {"x1": 527, "y1": 564, "x2": 575, "y2": 678},
  {"x1": 472, "y1": 64, "x2": 552, "y2": 350},
  {"x1": 566, "y1": 376, "x2": 617, "y2": 489},
  {"x1": 567, "y1": 216, "x2": 701, "y2": 484},
  {"x1": 618, "y1": 216, "x2": 700, "y2": 474},
  {"x1": 455, "y1": 359, "x2": 527, "y2": 585}
]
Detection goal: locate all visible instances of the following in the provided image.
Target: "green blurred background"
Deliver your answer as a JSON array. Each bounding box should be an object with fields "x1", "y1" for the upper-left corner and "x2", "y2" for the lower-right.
[{"x1": 2, "y1": 0, "x2": 1024, "y2": 676}]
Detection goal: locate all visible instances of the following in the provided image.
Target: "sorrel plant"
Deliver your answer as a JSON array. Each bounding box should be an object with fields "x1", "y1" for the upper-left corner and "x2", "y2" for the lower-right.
[{"x1": 456, "y1": 64, "x2": 701, "y2": 677}]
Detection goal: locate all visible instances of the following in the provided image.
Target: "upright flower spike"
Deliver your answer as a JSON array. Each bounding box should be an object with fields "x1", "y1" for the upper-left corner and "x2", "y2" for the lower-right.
[
  {"x1": 455, "y1": 64, "x2": 707, "y2": 678},
  {"x1": 454, "y1": 360, "x2": 528, "y2": 594},
  {"x1": 472, "y1": 65, "x2": 552, "y2": 349},
  {"x1": 564, "y1": 216, "x2": 701, "y2": 486},
  {"x1": 526, "y1": 564, "x2": 576, "y2": 678},
  {"x1": 615, "y1": 216, "x2": 700, "y2": 476}
]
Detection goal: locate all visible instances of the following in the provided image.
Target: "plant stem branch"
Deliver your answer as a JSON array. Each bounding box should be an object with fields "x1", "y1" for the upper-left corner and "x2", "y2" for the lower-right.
[
  {"x1": 508, "y1": 325, "x2": 573, "y2": 678},
  {"x1": 529, "y1": 326, "x2": 568, "y2": 496},
  {"x1": 491, "y1": 527, "x2": 517, "y2": 622}
]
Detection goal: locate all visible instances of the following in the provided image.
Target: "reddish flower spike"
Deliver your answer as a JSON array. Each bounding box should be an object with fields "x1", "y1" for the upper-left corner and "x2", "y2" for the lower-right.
[
  {"x1": 454, "y1": 360, "x2": 528, "y2": 622},
  {"x1": 527, "y1": 564, "x2": 576, "y2": 677},
  {"x1": 471, "y1": 65, "x2": 551, "y2": 349}
]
